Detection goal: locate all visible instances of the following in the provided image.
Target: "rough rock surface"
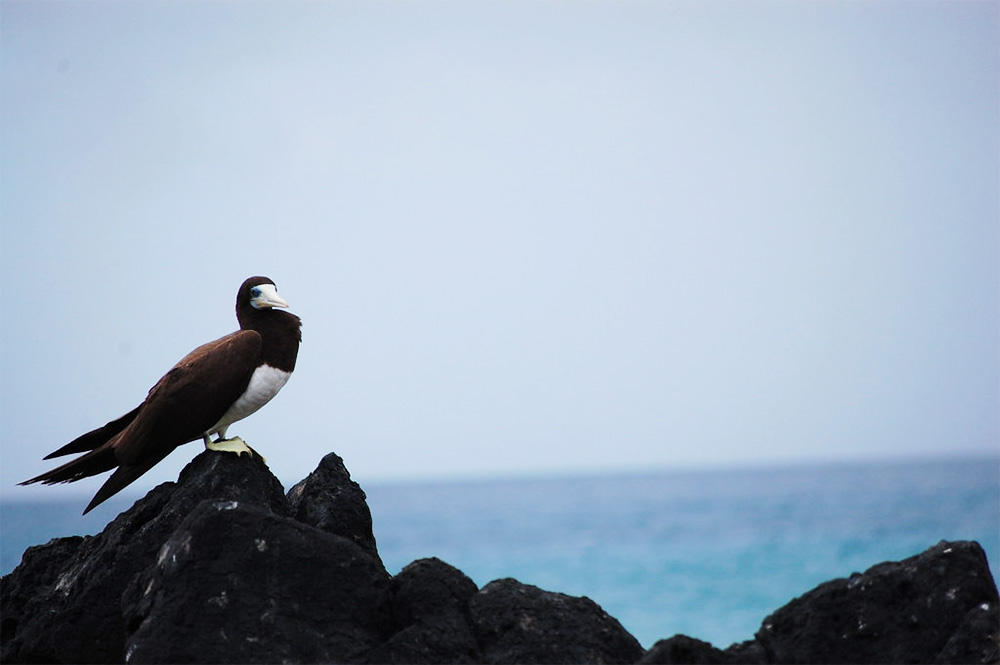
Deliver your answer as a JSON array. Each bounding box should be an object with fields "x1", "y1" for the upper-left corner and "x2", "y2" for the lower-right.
[
  {"x1": 754, "y1": 540, "x2": 999, "y2": 664},
  {"x1": 638, "y1": 635, "x2": 762, "y2": 664},
  {"x1": 1, "y1": 451, "x2": 287, "y2": 664},
  {"x1": 364, "y1": 557, "x2": 481, "y2": 664},
  {"x1": 122, "y1": 500, "x2": 392, "y2": 663},
  {"x1": 286, "y1": 452, "x2": 384, "y2": 569},
  {"x1": 470, "y1": 577, "x2": 645, "y2": 664},
  {"x1": 2, "y1": 447, "x2": 998, "y2": 665}
]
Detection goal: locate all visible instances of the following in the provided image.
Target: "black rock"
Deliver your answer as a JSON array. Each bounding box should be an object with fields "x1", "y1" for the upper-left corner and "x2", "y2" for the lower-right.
[
  {"x1": 122, "y1": 500, "x2": 393, "y2": 663},
  {"x1": 172, "y1": 449, "x2": 291, "y2": 517},
  {"x1": 365, "y1": 605, "x2": 481, "y2": 664},
  {"x1": 0, "y1": 536, "x2": 85, "y2": 663},
  {"x1": 470, "y1": 577, "x2": 645, "y2": 664},
  {"x1": 364, "y1": 557, "x2": 481, "y2": 664},
  {"x1": 1, "y1": 450, "x2": 286, "y2": 664},
  {"x1": 389, "y1": 557, "x2": 479, "y2": 626},
  {"x1": 4, "y1": 447, "x2": 999, "y2": 665},
  {"x1": 286, "y1": 452, "x2": 383, "y2": 568},
  {"x1": 933, "y1": 601, "x2": 1000, "y2": 664},
  {"x1": 638, "y1": 635, "x2": 727, "y2": 664},
  {"x1": 755, "y1": 540, "x2": 1000, "y2": 664},
  {"x1": 637, "y1": 635, "x2": 768, "y2": 665},
  {"x1": 722, "y1": 640, "x2": 768, "y2": 664},
  {"x1": 639, "y1": 635, "x2": 737, "y2": 664}
]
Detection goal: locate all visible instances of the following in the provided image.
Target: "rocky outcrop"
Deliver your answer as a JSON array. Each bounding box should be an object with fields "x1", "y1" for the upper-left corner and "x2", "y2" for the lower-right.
[
  {"x1": 754, "y1": 540, "x2": 999, "y2": 665},
  {"x1": 637, "y1": 542, "x2": 999, "y2": 664},
  {"x1": 638, "y1": 635, "x2": 764, "y2": 664},
  {"x1": 2, "y1": 449, "x2": 997, "y2": 664},
  {"x1": 471, "y1": 577, "x2": 644, "y2": 664},
  {"x1": 364, "y1": 557, "x2": 481, "y2": 664},
  {"x1": 1, "y1": 452, "x2": 288, "y2": 664},
  {"x1": 287, "y1": 452, "x2": 384, "y2": 569},
  {"x1": 122, "y1": 499, "x2": 393, "y2": 664}
]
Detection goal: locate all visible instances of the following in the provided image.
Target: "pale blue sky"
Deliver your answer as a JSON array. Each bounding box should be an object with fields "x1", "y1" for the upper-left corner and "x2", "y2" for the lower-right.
[{"x1": 2, "y1": 1, "x2": 997, "y2": 506}]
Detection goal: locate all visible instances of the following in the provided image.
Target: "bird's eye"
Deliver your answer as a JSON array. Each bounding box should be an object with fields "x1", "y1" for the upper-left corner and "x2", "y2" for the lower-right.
[{"x1": 250, "y1": 287, "x2": 262, "y2": 298}]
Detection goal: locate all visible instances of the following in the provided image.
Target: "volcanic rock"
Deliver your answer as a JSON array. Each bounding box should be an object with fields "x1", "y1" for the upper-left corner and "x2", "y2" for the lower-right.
[
  {"x1": 122, "y1": 500, "x2": 392, "y2": 663},
  {"x1": 286, "y1": 451, "x2": 383, "y2": 569},
  {"x1": 470, "y1": 577, "x2": 646, "y2": 664},
  {"x1": 754, "y1": 540, "x2": 999, "y2": 664},
  {"x1": 1, "y1": 451, "x2": 287, "y2": 663},
  {"x1": 364, "y1": 558, "x2": 480, "y2": 664},
  {"x1": 2, "y1": 447, "x2": 998, "y2": 665}
]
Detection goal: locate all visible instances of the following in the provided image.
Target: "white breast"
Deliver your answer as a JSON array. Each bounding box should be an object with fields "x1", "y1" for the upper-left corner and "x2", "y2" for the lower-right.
[{"x1": 206, "y1": 364, "x2": 291, "y2": 438}]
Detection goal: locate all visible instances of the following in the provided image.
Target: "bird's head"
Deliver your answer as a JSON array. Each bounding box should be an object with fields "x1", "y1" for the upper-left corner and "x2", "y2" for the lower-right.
[{"x1": 240, "y1": 276, "x2": 290, "y2": 310}]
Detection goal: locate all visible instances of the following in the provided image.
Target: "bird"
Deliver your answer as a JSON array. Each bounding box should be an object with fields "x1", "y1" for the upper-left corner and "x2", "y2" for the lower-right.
[{"x1": 20, "y1": 276, "x2": 302, "y2": 514}]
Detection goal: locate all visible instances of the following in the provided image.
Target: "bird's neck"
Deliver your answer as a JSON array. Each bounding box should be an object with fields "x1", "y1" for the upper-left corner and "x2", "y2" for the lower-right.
[{"x1": 238, "y1": 310, "x2": 301, "y2": 372}]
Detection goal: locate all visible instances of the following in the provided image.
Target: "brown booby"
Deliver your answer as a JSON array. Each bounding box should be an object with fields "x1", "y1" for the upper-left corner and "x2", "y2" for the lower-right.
[{"x1": 20, "y1": 276, "x2": 302, "y2": 514}]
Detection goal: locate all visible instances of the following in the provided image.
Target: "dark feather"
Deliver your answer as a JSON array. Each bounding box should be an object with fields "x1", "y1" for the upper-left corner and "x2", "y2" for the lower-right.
[
  {"x1": 42, "y1": 406, "x2": 141, "y2": 459},
  {"x1": 21, "y1": 446, "x2": 117, "y2": 485},
  {"x1": 32, "y1": 331, "x2": 263, "y2": 514},
  {"x1": 112, "y1": 331, "x2": 262, "y2": 467},
  {"x1": 83, "y1": 451, "x2": 172, "y2": 515}
]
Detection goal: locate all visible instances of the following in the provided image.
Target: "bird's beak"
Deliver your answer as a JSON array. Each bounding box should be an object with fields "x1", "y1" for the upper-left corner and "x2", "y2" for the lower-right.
[
  {"x1": 262, "y1": 293, "x2": 290, "y2": 308},
  {"x1": 251, "y1": 284, "x2": 290, "y2": 309}
]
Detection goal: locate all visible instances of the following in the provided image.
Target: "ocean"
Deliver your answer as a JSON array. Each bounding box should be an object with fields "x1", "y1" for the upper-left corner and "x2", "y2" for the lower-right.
[{"x1": 2, "y1": 456, "x2": 997, "y2": 649}]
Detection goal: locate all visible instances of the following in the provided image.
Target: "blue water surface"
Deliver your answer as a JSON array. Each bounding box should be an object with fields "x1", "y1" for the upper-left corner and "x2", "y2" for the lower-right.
[{"x1": 2, "y1": 456, "x2": 997, "y2": 649}]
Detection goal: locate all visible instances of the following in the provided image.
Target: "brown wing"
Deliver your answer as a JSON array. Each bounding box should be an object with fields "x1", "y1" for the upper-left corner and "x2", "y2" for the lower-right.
[
  {"x1": 112, "y1": 330, "x2": 263, "y2": 465},
  {"x1": 59, "y1": 331, "x2": 262, "y2": 514}
]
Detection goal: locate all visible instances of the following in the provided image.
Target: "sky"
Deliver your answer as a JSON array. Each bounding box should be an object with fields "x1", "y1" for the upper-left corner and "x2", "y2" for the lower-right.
[{"x1": 1, "y1": 1, "x2": 998, "y2": 507}]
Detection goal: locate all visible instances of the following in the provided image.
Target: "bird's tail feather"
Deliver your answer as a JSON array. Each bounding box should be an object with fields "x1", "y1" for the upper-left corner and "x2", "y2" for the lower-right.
[
  {"x1": 83, "y1": 454, "x2": 167, "y2": 514},
  {"x1": 43, "y1": 406, "x2": 141, "y2": 460},
  {"x1": 20, "y1": 446, "x2": 118, "y2": 486}
]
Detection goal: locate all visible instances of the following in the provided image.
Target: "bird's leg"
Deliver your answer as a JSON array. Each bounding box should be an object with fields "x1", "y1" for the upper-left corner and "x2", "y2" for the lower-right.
[{"x1": 205, "y1": 434, "x2": 266, "y2": 463}]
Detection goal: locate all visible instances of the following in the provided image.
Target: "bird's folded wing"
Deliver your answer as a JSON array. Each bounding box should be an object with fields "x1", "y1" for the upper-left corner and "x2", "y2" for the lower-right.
[{"x1": 112, "y1": 330, "x2": 263, "y2": 466}]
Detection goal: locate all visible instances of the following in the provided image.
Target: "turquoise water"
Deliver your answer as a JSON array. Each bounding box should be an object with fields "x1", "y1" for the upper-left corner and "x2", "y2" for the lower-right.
[
  {"x1": 3, "y1": 456, "x2": 998, "y2": 648},
  {"x1": 364, "y1": 457, "x2": 999, "y2": 647}
]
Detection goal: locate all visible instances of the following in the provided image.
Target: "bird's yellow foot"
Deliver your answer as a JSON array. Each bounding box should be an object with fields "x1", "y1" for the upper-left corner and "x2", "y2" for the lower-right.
[{"x1": 205, "y1": 436, "x2": 266, "y2": 463}]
